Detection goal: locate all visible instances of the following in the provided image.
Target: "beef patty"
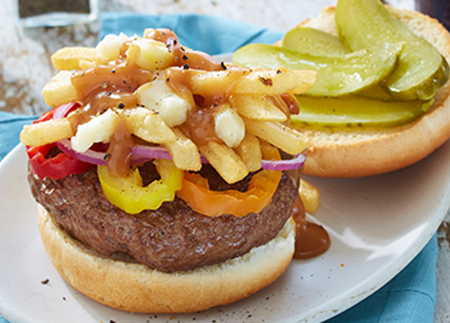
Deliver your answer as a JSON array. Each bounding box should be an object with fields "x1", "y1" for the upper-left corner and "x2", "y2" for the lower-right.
[{"x1": 29, "y1": 163, "x2": 298, "y2": 273}]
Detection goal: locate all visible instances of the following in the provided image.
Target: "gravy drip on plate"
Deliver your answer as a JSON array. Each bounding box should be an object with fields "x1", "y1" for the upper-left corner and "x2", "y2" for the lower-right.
[{"x1": 292, "y1": 196, "x2": 330, "y2": 259}]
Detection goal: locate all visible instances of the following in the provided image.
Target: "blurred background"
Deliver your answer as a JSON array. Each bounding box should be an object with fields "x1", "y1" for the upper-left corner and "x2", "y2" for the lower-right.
[{"x1": 1, "y1": 0, "x2": 415, "y2": 116}]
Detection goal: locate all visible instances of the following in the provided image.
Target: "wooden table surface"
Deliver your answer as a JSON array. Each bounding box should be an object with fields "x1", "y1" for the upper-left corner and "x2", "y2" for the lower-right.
[{"x1": 1, "y1": 0, "x2": 449, "y2": 322}]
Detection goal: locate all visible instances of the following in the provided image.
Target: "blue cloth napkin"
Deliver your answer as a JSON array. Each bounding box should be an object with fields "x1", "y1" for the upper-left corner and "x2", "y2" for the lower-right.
[{"x1": 0, "y1": 12, "x2": 438, "y2": 323}]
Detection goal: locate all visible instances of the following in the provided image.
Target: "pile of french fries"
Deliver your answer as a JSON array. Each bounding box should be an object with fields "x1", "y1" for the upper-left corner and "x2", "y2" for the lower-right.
[{"x1": 20, "y1": 29, "x2": 321, "y2": 213}]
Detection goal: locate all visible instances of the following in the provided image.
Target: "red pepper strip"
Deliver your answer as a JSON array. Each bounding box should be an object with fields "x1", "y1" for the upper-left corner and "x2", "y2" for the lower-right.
[{"x1": 26, "y1": 107, "x2": 95, "y2": 180}]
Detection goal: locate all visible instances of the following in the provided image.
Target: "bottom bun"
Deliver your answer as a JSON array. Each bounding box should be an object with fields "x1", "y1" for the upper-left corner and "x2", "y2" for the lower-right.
[{"x1": 37, "y1": 204, "x2": 295, "y2": 313}]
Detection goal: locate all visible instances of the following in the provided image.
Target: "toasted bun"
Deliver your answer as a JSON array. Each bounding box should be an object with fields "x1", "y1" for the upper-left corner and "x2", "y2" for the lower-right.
[
  {"x1": 292, "y1": 6, "x2": 450, "y2": 178},
  {"x1": 37, "y1": 204, "x2": 295, "y2": 313}
]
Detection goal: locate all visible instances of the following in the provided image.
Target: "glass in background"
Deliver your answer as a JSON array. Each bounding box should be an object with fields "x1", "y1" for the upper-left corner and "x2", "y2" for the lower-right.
[{"x1": 17, "y1": 0, "x2": 99, "y2": 28}]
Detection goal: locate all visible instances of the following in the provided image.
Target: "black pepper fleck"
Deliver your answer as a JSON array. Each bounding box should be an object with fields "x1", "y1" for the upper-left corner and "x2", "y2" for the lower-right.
[
  {"x1": 220, "y1": 61, "x2": 227, "y2": 70},
  {"x1": 182, "y1": 54, "x2": 188, "y2": 60},
  {"x1": 111, "y1": 69, "x2": 116, "y2": 73},
  {"x1": 41, "y1": 278, "x2": 49, "y2": 285},
  {"x1": 183, "y1": 64, "x2": 189, "y2": 70},
  {"x1": 166, "y1": 78, "x2": 170, "y2": 83},
  {"x1": 118, "y1": 103, "x2": 125, "y2": 109},
  {"x1": 103, "y1": 153, "x2": 111, "y2": 161}
]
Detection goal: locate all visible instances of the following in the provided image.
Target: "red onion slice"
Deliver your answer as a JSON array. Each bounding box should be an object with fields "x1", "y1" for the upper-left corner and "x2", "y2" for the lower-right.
[
  {"x1": 53, "y1": 102, "x2": 80, "y2": 119},
  {"x1": 56, "y1": 139, "x2": 108, "y2": 166},
  {"x1": 132, "y1": 144, "x2": 306, "y2": 170},
  {"x1": 57, "y1": 139, "x2": 306, "y2": 171},
  {"x1": 131, "y1": 145, "x2": 173, "y2": 161},
  {"x1": 56, "y1": 140, "x2": 153, "y2": 166},
  {"x1": 260, "y1": 153, "x2": 306, "y2": 170}
]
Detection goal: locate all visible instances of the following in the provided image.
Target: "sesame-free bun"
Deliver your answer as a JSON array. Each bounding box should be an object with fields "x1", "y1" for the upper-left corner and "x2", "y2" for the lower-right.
[
  {"x1": 292, "y1": 6, "x2": 450, "y2": 178},
  {"x1": 37, "y1": 204, "x2": 295, "y2": 313}
]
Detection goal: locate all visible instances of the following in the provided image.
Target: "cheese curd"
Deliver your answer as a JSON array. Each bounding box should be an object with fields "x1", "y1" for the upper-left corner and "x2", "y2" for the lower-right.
[
  {"x1": 136, "y1": 79, "x2": 191, "y2": 127},
  {"x1": 128, "y1": 38, "x2": 175, "y2": 70},
  {"x1": 95, "y1": 33, "x2": 128, "y2": 60},
  {"x1": 71, "y1": 109, "x2": 120, "y2": 153},
  {"x1": 214, "y1": 104, "x2": 245, "y2": 148}
]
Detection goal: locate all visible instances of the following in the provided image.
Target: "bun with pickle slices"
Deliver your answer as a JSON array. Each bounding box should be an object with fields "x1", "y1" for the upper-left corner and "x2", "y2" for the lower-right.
[{"x1": 233, "y1": 0, "x2": 450, "y2": 178}]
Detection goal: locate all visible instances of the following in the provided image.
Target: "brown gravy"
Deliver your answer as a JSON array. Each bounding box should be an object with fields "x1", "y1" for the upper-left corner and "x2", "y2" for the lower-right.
[{"x1": 292, "y1": 196, "x2": 330, "y2": 259}]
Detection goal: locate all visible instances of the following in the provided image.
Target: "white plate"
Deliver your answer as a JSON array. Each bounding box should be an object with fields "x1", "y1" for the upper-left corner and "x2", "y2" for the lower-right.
[{"x1": 1, "y1": 139, "x2": 450, "y2": 323}]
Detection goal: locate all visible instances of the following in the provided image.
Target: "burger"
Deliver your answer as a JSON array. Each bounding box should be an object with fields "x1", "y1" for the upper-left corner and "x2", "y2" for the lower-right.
[{"x1": 20, "y1": 28, "x2": 320, "y2": 313}]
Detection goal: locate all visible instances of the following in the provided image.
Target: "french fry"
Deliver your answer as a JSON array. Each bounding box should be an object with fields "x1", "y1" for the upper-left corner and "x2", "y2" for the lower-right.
[
  {"x1": 20, "y1": 118, "x2": 73, "y2": 147},
  {"x1": 51, "y1": 47, "x2": 98, "y2": 70},
  {"x1": 229, "y1": 94, "x2": 287, "y2": 122},
  {"x1": 164, "y1": 128, "x2": 202, "y2": 171},
  {"x1": 232, "y1": 68, "x2": 317, "y2": 95},
  {"x1": 300, "y1": 179, "x2": 320, "y2": 214},
  {"x1": 198, "y1": 141, "x2": 249, "y2": 184},
  {"x1": 189, "y1": 69, "x2": 238, "y2": 95},
  {"x1": 42, "y1": 71, "x2": 79, "y2": 108},
  {"x1": 243, "y1": 117, "x2": 309, "y2": 155},
  {"x1": 235, "y1": 133, "x2": 261, "y2": 172},
  {"x1": 118, "y1": 107, "x2": 176, "y2": 144}
]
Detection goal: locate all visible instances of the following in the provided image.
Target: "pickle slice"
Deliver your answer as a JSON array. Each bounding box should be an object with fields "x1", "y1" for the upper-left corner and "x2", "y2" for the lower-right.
[
  {"x1": 281, "y1": 27, "x2": 395, "y2": 101},
  {"x1": 336, "y1": 0, "x2": 449, "y2": 100},
  {"x1": 232, "y1": 43, "x2": 402, "y2": 97},
  {"x1": 282, "y1": 27, "x2": 348, "y2": 56},
  {"x1": 291, "y1": 96, "x2": 431, "y2": 128}
]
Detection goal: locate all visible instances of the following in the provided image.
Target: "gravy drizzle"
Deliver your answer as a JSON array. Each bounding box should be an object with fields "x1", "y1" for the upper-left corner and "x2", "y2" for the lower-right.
[{"x1": 292, "y1": 196, "x2": 330, "y2": 259}]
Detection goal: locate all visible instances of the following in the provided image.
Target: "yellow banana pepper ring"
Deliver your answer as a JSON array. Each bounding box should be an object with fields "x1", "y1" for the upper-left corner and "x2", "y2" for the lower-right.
[
  {"x1": 98, "y1": 159, "x2": 183, "y2": 214},
  {"x1": 176, "y1": 144, "x2": 282, "y2": 217}
]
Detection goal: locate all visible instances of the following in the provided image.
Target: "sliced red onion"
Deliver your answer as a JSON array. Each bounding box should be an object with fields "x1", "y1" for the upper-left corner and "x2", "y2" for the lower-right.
[
  {"x1": 57, "y1": 139, "x2": 306, "y2": 171},
  {"x1": 261, "y1": 153, "x2": 306, "y2": 170},
  {"x1": 131, "y1": 145, "x2": 209, "y2": 164},
  {"x1": 56, "y1": 139, "x2": 108, "y2": 166},
  {"x1": 53, "y1": 102, "x2": 80, "y2": 119},
  {"x1": 132, "y1": 144, "x2": 305, "y2": 170},
  {"x1": 131, "y1": 145, "x2": 174, "y2": 161},
  {"x1": 56, "y1": 139, "x2": 153, "y2": 166}
]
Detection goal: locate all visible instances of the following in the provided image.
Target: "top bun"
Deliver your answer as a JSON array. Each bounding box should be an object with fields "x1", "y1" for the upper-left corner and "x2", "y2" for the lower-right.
[{"x1": 291, "y1": 6, "x2": 450, "y2": 178}]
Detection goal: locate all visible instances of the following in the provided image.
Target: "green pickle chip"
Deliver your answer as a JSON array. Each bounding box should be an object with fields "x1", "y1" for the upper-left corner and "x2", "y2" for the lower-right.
[
  {"x1": 232, "y1": 43, "x2": 402, "y2": 97},
  {"x1": 292, "y1": 96, "x2": 432, "y2": 129}
]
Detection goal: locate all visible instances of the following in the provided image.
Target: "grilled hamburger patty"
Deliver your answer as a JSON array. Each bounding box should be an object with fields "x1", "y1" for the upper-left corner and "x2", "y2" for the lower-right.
[{"x1": 29, "y1": 163, "x2": 298, "y2": 273}]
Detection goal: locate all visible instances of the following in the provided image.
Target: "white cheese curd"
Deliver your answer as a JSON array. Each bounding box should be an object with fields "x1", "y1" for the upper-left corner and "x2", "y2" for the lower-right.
[
  {"x1": 214, "y1": 104, "x2": 245, "y2": 148},
  {"x1": 71, "y1": 109, "x2": 120, "y2": 153},
  {"x1": 95, "y1": 33, "x2": 128, "y2": 60},
  {"x1": 136, "y1": 80, "x2": 191, "y2": 127},
  {"x1": 129, "y1": 38, "x2": 174, "y2": 70}
]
